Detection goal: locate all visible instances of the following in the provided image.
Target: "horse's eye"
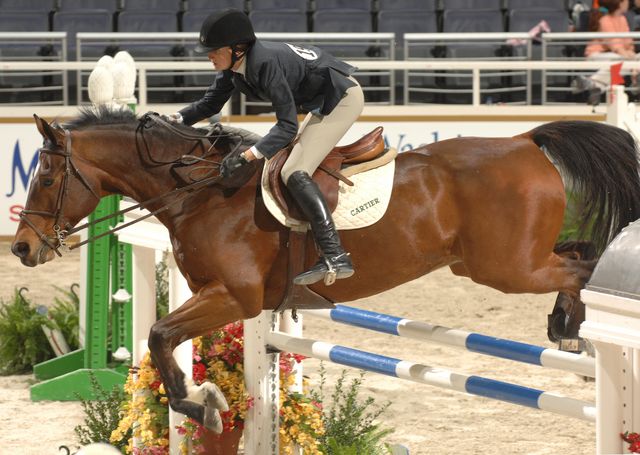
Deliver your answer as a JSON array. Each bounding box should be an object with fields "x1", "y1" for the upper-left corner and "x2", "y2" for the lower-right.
[{"x1": 42, "y1": 178, "x2": 54, "y2": 187}]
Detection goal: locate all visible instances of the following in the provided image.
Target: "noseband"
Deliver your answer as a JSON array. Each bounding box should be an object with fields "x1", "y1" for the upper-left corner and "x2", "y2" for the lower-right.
[{"x1": 19, "y1": 128, "x2": 101, "y2": 256}]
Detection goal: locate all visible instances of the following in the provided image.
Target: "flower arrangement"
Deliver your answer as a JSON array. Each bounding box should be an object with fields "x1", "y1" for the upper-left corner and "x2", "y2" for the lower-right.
[
  {"x1": 111, "y1": 321, "x2": 324, "y2": 454},
  {"x1": 623, "y1": 432, "x2": 640, "y2": 453},
  {"x1": 110, "y1": 353, "x2": 170, "y2": 454}
]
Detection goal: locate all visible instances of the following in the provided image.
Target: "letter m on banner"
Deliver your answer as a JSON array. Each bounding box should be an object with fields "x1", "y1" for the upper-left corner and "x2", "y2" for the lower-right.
[{"x1": 6, "y1": 140, "x2": 38, "y2": 197}]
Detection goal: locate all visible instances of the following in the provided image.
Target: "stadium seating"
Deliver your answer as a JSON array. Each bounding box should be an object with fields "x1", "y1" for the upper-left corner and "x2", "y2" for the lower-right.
[
  {"x1": 508, "y1": 9, "x2": 570, "y2": 34},
  {"x1": 0, "y1": 0, "x2": 54, "y2": 11},
  {"x1": 185, "y1": 0, "x2": 246, "y2": 11},
  {"x1": 313, "y1": 0, "x2": 370, "y2": 10},
  {"x1": 121, "y1": 0, "x2": 183, "y2": 10},
  {"x1": 250, "y1": 0, "x2": 307, "y2": 10},
  {"x1": 377, "y1": 0, "x2": 438, "y2": 11},
  {"x1": 377, "y1": 10, "x2": 438, "y2": 58},
  {"x1": 507, "y1": 0, "x2": 569, "y2": 10},
  {"x1": 441, "y1": 0, "x2": 502, "y2": 10},
  {"x1": 52, "y1": 10, "x2": 113, "y2": 59},
  {"x1": 249, "y1": 10, "x2": 308, "y2": 32},
  {"x1": 57, "y1": 0, "x2": 119, "y2": 12}
]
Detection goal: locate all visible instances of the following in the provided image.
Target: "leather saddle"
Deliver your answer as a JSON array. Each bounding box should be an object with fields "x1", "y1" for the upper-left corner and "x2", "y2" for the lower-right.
[{"x1": 266, "y1": 126, "x2": 386, "y2": 220}]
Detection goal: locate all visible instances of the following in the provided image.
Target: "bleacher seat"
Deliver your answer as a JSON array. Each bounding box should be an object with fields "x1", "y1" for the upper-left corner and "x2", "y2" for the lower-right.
[
  {"x1": 442, "y1": 9, "x2": 504, "y2": 33},
  {"x1": 250, "y1": 0, "x2": 307, "y2": 10},
  {"x1": 313, "y1": 10, "x2": 372, "y2": 32},
  {"x1": 186, "y1": 0, "x2": 245, "y2": 11},
  {"x1": 249, "y1": 10, "x2": 307, "y2": 32},
  {"x1": 52, "y1": 9, "x2": 112, "y2": 59},
  {"x1": 117, "y1": 10, "x2": 179, "y2": 59},
  {"x1": 117, "y1": 10, "x2": 179, "y2": 33},
  {"x1": 507, "y1": 0, "x2": 568, "y2": 11},
  {"x1": 313, "y1": 0, "x2": 370, "y2": 9},
  {"x1": 441, "y1": 0, "x2": 502, "y2": 10},
  {"x1": 57, "y1": 0, "x2": 119, "y2": 12},
  {"x1": 508, "y1": 9, "x2": 570, "y2": 33},
  {"x1": 0, "y1": 0, "x2": 53, "y2": 10},
  {"x1": 121, "y1": 0, "x2": 182, "y2": 10},
  {"x1": 377, "y1": 10, "x2": 438, "y2": 58},
  {"x1": 0, "y1": 11, "x2": 49, "y2": 33},
  {"x1": 181, "y1": 10, "x2": 205, "y2": 32},
  {"x1": 377, "y1": 0, "x2": 437, "y2": 11}
]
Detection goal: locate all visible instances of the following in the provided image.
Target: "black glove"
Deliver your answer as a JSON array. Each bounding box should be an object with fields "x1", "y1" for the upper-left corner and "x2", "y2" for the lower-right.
[{"x1": 220, "y1": 151, "x2": 249, "y2": 178}]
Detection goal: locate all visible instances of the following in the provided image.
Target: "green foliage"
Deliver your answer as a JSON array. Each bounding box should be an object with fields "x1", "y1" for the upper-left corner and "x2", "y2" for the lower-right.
[
  {"x1": 74, "y1": 373, "x2": 130, "y2": 450},
  {"x1": 48, "y1": 284, "x2": 80, "y2": 350},
  {"x1": 0, "y1": 288, "x2": 53, "y2": 375},
  {"x1": 155, "y1": 251, "x2": 169, "y2": 320},
  {"x1": 312, "y1": 365, "x2": 393, "y2": 455}
]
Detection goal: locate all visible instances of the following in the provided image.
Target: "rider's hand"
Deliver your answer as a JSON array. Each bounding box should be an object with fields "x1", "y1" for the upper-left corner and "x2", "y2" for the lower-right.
[
  {"x1": 220, "y1": 150, "x2": 250, "y2": 178},
  {"x1": 162, "y1": 112, "x2": 183, "y2": 124}
]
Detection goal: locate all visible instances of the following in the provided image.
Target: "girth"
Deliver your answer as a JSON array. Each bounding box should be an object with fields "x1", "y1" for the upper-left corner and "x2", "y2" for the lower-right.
[{"x1": 266, "y1": 126, "x2": 385, "y2": 220}]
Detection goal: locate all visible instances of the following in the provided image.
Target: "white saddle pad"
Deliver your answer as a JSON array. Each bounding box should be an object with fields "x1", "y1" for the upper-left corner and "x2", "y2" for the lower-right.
[{"x1": 261, "y1": 159, "x2": 396, "y2": 230}]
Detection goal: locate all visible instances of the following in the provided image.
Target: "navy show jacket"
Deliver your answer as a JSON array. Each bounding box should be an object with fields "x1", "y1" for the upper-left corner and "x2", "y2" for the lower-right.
[{"x1": 179, "y1": 40, "x2": 357, "y2": 159}]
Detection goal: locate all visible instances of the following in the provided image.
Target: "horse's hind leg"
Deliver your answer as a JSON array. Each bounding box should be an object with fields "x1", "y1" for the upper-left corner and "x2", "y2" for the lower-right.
[
  {"x1": 147, "y1": 282, "x2": 261, "y2": 432},
  {"x1": 547, "y1": 241, "x2": 599, "y2": 346}
]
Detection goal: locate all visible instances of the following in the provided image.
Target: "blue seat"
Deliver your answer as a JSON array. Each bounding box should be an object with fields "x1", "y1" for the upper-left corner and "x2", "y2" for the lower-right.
[
  {"x1": 377, "y1": 10, "x2": 438, "y2": 58},
  {"x1": 508, "y1": 9, "x2": 570, "y2": 33},
  {"x1": 0, "y1": 11, "x2": 49, "y2": 32},
  {"x1": 377, "y1": 0, "x2": 437, "y2": 11},
  {"x1": 249, "y1": 10, "x2": 307, "y2": 32},
  {"x1": 57, "y1": 0, "x2": 119, "y2": 12},
  {"x1": 0, "y1": 0, "x2": 54, "y2": 10},
  {"x1": 442, "y1": 9, "x2": 504, "y2": 33},
  {"x1": 186, "y1": 0, "x2": 246, "y2": 11},
  {"x1": 250, "y1": 0, "x2": 307, "y2": 10},
  {"x1": 117, "y1": 10, "x2": 178, "y2": 32},
  {"x1": 121, "y1": 0, "x2": 182, "y2": 9},
  {"x1": 441, "y1": 0, "x2": 501, "y2": 10},
  {"x1": 116, "y1": 10, "x2": 179, "y2": 59},
  {"x1": 313, "y1": 0, "x2": 370, "y2": 10},
  {"x1": 507, "y1": 0, "x2": 568, "y2": 10},
  {"x1": 313, "y1": 9, "x2": 372, "y2": 32},
  {"x1": 52, "y1": 10, "x2": 113, "y2": 59},
  {"x1": 0, "y1": 11, "x2": 51, "y2": 58}
]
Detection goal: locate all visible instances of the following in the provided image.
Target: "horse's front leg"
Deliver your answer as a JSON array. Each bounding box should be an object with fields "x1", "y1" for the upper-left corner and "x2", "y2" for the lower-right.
[{"x1": 147, "y1": 281, "x2": 262, "y2": 432}]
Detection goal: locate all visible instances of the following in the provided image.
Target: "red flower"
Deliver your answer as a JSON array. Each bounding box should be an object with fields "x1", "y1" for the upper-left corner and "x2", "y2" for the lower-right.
[
  {"x1": 193, "y1": 362, "x2": 207, "y2": 383},
  {"x1": 149, "y1": 380, "x2": 162, "y2": 391}
]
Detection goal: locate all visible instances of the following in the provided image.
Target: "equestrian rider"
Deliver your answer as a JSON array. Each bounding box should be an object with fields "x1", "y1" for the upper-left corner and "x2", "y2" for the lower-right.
[{"x1": 168, "y1": 9, "x2": 364, "y2": 285}]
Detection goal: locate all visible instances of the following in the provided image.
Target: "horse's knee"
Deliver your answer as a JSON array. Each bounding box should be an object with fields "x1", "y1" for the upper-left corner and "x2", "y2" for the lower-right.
[{"x1": 148, "y1": 321, "x2": 169, "y2": 352}]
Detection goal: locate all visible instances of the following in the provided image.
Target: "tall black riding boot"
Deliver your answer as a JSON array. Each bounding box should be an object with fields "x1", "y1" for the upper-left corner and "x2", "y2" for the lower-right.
[{"x1": 286, "y1": 170, "x2": 354, "y2": 285}]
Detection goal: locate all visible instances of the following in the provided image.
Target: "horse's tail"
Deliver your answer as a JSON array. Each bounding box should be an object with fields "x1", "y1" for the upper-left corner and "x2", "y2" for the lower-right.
[{"x1": 528, "y1": 120, "x2": 640, "y2": 253}]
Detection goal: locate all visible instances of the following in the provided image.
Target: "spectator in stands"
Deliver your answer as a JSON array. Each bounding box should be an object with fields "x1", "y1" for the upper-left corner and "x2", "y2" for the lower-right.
[
  {"x1": 572, "y1": 0, "x2": 639, "y2": 103},
  {"x1": 165, "y1": 9, "x2": 363, "y2": 286}
]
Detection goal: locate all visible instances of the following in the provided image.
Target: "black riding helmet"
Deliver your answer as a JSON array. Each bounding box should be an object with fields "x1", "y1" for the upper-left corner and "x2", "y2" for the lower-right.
[{"x1": 195, "y1": 9, "x2": 257, "y2": 54}]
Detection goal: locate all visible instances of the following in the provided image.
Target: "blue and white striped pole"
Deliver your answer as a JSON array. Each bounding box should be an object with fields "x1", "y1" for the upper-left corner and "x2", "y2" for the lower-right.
[
  {"x1": 267, "y1": 331, "x2": 596, "y2": 423},
  {"x1": 303, "y1": 305, "x2": 595, "y2": 378}
]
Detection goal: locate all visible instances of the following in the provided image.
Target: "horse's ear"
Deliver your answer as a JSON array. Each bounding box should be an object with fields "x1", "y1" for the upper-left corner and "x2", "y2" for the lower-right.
[{"x1": 33, "y1": 114, "x2": 64, "y2": 146}]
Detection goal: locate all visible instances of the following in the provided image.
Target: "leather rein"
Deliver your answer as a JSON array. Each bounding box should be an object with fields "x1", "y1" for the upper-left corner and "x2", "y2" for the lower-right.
[{"x1": 19, "y1": 113, "x2": 239, "y2": 257}]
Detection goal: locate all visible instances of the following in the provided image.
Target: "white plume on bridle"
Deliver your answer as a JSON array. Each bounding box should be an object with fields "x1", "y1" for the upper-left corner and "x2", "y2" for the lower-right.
[{"x1": 88, "y1": 50, "x2": 137, "y2": 108}]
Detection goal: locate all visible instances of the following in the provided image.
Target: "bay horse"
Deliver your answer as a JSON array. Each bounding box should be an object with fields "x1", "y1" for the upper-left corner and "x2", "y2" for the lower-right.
[{"x1": 12, "y1": 107, "x2": 640, "y2": 430}]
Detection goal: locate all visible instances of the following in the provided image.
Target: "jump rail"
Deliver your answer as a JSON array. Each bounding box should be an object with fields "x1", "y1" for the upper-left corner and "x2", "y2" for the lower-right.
[
  {"x1": 303, "y1": 304, "x2": 595, "y2": 378},
  {"x1": 268, "y1": 329, "x2": 596, "y2": 422}
]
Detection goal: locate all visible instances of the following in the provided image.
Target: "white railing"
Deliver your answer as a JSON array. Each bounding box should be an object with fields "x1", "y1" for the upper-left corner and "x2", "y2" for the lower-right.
[
  {"x1": 4, "y1": 60, "x2": 640, "y2": 109},
  {"x1": 74, "y1": 32, "x2": 396, "y2": 108},
  {"x1": 404, "y1": 33, "x2": 534, "y2": 104}
]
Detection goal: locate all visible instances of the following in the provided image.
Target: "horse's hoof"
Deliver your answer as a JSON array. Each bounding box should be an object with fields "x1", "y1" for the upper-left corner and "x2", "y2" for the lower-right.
[
  {"x1": 202, "y1": 382, "x2": 229, "y2": 412},
  {"x1": 203, "y1": 406, "x2": 223, "y2": 433}
]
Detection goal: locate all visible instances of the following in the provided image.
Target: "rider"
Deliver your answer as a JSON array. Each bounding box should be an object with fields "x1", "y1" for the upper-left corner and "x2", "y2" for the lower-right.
[{"x1": 168, "y1": 9, "x2": 364, "y2": 285}]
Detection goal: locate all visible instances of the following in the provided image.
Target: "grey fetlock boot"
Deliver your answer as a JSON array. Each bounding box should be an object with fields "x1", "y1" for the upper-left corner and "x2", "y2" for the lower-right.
[{"x1": 286, "y1": 170, "x2": 354, "y2": 285}]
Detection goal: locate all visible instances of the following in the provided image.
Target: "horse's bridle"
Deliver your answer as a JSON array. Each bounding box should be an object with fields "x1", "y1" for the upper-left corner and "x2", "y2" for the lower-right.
[
  {"x1": 18, "y1": 115, "x2": 232, "y2": 257},
  {"x1": 19, "y1": 128, "x2": 101, "y2": 257}
]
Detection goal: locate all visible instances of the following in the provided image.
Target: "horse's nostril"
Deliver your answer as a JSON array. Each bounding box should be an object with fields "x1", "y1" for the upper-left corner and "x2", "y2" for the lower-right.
[{"x1": 11, "y1": 242, "x2": 30, "y2": 259}]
